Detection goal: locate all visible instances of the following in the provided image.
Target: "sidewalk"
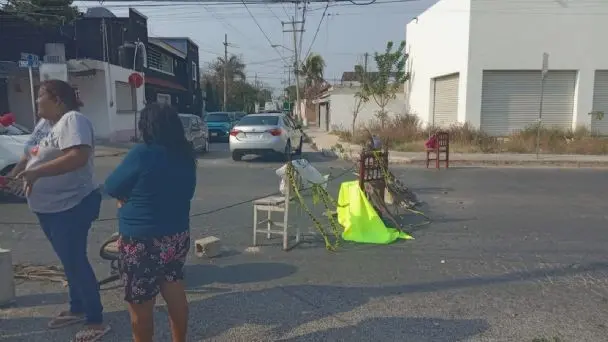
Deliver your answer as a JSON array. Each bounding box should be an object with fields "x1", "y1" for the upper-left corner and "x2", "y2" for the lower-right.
[
  {"x1": 305, "y1": 128, "x2": 608, "y2": 167},
  {"x1": 94, "y1": 141, "x2": 135, "y2": 158}
]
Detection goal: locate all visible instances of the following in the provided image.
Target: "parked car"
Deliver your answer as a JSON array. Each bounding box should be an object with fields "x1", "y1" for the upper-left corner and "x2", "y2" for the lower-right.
[
  {"x1": 205, "y1": 112, "x2": 233, "y2": 142},
  {"x1": 178, "y1": 113, "x2": 209, "y2": 153},
  {"x1": 229, "y1": 113, "x2": 304, "y2": 161},
  {"x1": 231, "y1": 111, "x2": 247, "y2": 123},
  {"x1": 0, "y1": 121, "x2": 30, "y2": 201}
]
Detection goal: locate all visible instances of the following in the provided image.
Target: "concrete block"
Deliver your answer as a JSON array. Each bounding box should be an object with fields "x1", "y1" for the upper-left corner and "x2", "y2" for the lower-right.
[
  {"x1": 194, "y1": 236, "x2": 222, "y2": 258},
  {"x1": 0, "y1": 248, "x2": 15, "y2": 307}
]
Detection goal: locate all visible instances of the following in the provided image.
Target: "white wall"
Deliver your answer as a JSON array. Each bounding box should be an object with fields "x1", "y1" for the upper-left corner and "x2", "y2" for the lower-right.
[
  {"x1": 70, "y1": 71, "x2": 111, "y2": 138},
  {"x1": 329, "y1": 87, "x2": 406, "y2": 130},
  {"x1": 105, "y1": 63, "x2": 145, "y2": 142},
  {"x1": 407, "y1": 0, "x2": 608, "y2": 130},
  {"x1": 465, "y1": 0, "x2": 608, "y2": 129},
  {"x1": 405, "y1": 0, "x2": 471, "y2": 126}
]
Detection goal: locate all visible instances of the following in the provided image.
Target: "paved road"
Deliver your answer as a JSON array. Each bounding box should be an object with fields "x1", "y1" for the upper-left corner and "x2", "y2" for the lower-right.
[{"x1": 1, "y1": 143, "x2": 608, "y2": 341}]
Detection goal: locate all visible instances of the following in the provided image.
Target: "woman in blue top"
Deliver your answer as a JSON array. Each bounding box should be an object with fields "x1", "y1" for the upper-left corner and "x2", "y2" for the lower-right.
[{"x1": 104, "y1": 103, "x2": 196, "y2": 342}]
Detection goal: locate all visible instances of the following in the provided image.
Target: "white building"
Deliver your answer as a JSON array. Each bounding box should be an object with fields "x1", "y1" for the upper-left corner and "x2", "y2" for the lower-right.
[
  {"x1": 7, "y1": 58, "x2": 144, "y2": 142},
  {"x1": 405, "y1": 0, "x2": 608, "y2": 136},
  {"x1": 314, "y1": 85, "x2": 406, "y2": 131}
]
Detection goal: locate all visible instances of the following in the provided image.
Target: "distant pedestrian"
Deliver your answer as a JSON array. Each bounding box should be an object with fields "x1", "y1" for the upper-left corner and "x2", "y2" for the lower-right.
[
  {"x1": 15, "y1": 79, "x2": 110, "y2": 342},
  {"x1": 104, "y1": 103, "x2": 196, "y2": 342}
]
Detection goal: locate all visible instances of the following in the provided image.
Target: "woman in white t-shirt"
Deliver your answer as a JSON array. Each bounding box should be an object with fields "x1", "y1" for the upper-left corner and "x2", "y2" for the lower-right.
[{"x1": 13, "y1": 80, "x2": 110, "y2": 342}]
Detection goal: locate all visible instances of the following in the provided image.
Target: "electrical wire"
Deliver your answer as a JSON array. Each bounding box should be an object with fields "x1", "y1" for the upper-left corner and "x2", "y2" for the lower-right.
[
  {"x1": 0, "y1": 162, "x2": 358, "y2": 225},
  {"x1": 303, "y1": 1, "x2": 329, "y2": 60},
  {"x1": 240, "y1": 0, "x2": 289, "y2": 64}
]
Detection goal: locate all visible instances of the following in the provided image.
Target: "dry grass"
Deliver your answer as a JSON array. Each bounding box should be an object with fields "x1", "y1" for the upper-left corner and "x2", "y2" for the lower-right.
[{"x1": 331, "y1": 114, "x2": 608, "y2": 155}]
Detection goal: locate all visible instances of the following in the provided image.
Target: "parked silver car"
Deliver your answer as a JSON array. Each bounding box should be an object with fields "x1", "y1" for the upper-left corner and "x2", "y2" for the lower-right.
[
  {"x1": 179, "y1": 113, "x2": 209, "y2": 153},
  {"x1": 229, "y1": 113, "x2": 303, "y2": 161}
]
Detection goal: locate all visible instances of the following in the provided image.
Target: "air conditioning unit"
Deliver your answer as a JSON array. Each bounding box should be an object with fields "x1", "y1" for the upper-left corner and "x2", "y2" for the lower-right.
[{"x1": 39, "y1": 63, "x2": 68, "y2": 82}]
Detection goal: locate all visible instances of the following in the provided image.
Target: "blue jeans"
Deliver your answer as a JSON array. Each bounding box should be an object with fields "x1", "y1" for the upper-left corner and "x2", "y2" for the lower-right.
[{"x1": 36, "y1": 189, "x2": 103, "y2": 324}]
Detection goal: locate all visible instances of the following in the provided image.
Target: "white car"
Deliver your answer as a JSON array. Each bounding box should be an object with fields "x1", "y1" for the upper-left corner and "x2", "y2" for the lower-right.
[
  {"x1": 0, "y1": 123, "x2": 30, "y2": 201},
  {"x1": 229, "y1": 113, "x2": 303, "y2": 161},
  {"x1": 0, "y1": 123, "x2": 30, "y2": 176}
]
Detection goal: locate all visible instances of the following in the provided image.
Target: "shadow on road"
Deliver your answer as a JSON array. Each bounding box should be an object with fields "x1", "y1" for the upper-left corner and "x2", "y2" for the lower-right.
[
  {"x1": 277, "y1": 317, "x2": 490, "y2": 341},
  {"x1": 184, "y1": 262, "x2": 298, "y2": 289},
  {"x1": 3, "y1": 261, "x2": 607, "y2": 341}
]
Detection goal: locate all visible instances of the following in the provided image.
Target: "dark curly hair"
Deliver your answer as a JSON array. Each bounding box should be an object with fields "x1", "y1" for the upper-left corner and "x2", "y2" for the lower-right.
[{"x1": 138, "y1": 103, "x2": 196, "y2": 162}]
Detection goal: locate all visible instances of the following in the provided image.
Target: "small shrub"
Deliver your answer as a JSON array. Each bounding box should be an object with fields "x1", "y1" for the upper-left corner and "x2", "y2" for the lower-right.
[{"x1": 331, "y1": 113, "x2": 608, "y2": 155}]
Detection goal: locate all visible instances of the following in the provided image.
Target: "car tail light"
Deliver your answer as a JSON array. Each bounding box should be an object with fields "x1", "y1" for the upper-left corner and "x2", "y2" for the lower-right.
[
  {"x1": 230, "y1": 129, "x2": 241, "y2": 137},
  {"x1": 268, "y1": 128, "x2": 282, "y2": 136}
]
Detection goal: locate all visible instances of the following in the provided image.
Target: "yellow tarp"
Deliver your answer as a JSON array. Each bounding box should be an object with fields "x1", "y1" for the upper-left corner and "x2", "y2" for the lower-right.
[{"x1": 337, "y1": 180, "x2": 413, "y2": 244}]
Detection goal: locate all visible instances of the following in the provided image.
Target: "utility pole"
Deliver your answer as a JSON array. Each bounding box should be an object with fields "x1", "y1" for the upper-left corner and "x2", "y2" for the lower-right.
[
  {"x1": 223, "y1": 33, "x2": 228, "y2": 111},
  {"x1": 363, "y1": 52, "x2": 369, "y2": 85},
  {"x1": 283, "y1": 18, "x2": 304, "y2": 124}
]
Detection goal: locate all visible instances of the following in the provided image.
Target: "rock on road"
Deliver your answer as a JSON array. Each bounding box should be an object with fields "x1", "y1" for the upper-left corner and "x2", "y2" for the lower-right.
[{"x1": 1, "y1": 141, "x2": 608, "y2": 342}]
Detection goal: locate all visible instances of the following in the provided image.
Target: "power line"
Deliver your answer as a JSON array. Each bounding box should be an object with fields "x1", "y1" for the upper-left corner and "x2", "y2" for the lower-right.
[
  {"x1": 303, "y1": 1, "x2": 329, "y2": 60},
  {"x1": 240, "y1": 0, "x2": 288, "y2": 63},
  {"x1": 0, "y1": 164, "x2": 358, "y2": 225}
]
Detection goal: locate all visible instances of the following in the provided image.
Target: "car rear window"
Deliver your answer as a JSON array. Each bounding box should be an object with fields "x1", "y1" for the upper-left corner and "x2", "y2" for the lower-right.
[
  {"x1": 237, "y1": 116, "x2": 279, "y2": 126},
  {"x1": 205, "y1": 113, "x2": 231, "y2": 122}
]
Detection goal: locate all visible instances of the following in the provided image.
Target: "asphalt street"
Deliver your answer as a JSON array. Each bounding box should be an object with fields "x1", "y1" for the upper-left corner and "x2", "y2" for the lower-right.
[{"x1": 1, "y1": 141, "x2": 608, "y2": 342}]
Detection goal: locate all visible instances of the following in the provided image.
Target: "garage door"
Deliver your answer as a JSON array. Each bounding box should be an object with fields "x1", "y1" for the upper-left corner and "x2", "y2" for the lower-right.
[
  {"x1": 480, "y1": 70, "x2": 576, "y2": 136},
  {"x1": 432, "y1": 73, "x2": 459, "y2": 128},
  {"x1": 591, "y1": 70, "x2": 608, "y2": 135}
]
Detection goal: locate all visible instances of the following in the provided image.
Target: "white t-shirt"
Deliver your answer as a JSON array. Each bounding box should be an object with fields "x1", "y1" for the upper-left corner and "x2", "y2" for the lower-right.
[{"x1": 25, "y1": 111, "x2": 96, "y2": 213}]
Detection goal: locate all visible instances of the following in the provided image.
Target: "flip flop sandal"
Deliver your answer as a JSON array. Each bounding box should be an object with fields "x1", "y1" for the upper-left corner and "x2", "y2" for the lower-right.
[
  {"x1": 48, "y1": 312, "x2": 86, "y2": 329},
  {"x1": 73, "y1": 325, "x2": 111, "y2": 342}
]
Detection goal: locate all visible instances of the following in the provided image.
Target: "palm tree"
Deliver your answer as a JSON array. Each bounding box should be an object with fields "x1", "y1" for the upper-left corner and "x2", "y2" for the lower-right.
[
  {"x1": 213, "y1": 55, "x2": 246, "y2": 82},
  {"x1": 209, "y1": 54, "x2": 246, "y2": 110},
  {"x1": 299, "y1": 53, "x2": 326, "y2": 99},
  {"x1": 297, "y1": 53, "x2": 326, "y2": 124}
]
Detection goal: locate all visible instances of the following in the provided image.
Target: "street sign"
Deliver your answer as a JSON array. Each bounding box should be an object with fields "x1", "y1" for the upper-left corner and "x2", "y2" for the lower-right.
[
  {"x1": 19, "y1": 53, "x2": 40, "y2": 68},
  {"x1": 18, "y1": 59, "x2": 40, "y2": 68},
  {"x1": 541, "y1": 52, "x2": 549, "y2": 79},
  {"x1": 20, "y1": 53, "x2": 39, "y2": 63}
]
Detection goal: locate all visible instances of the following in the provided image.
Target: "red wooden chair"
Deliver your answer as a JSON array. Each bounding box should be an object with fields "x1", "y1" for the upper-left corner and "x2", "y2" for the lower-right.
[{"x1": 425, "y1": 131, "x2": 449, "y2": 169}]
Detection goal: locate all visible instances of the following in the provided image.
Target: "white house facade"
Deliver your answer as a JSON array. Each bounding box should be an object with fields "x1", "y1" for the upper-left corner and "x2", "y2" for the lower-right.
[
  {"x1": 7, "y1": 58, "x2": 144, "y2": 142},
  {"x1": 405, "y1": 0, "x2": 608, "y2": 136},
  {"x1": 314, "y1": 85, "x2": 406, "y2": 132}
]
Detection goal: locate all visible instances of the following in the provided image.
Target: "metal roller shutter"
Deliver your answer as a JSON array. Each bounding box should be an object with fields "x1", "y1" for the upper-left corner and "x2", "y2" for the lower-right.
[
  {"x1": 591, "y1": 70, "x2": 608, "y2": 135},
  {"x1": 432, "y1": 73, "x2": 459, "y2": 128},
  {"x1": 480, "y1": 70, "x2": 576, "y2": 136}
]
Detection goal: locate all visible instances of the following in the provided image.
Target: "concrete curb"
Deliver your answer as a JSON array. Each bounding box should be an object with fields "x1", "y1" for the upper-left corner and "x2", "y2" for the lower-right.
[
  {"x1": 319, "y1": 148, "x2": 608, "y2": 168},
  {"x1": 94, "y1": 151, "x2": 127, "y2": 158}
]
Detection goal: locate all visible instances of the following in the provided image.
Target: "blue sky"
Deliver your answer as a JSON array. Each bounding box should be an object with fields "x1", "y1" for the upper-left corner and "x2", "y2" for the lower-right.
[{"x1": 76, "y1": 0, "x2": 438, "y2": 92}]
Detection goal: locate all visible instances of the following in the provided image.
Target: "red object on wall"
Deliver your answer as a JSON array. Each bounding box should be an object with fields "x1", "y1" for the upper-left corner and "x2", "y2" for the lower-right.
[
  {"x1": 0, "y1": 113, "x2": 15, "y2": 127},
  {"x1": 128, "y1": 73, "x2": 144, "y2": 88}
]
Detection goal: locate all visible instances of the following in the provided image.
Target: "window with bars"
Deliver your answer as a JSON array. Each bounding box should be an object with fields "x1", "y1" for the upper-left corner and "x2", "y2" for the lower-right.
[{"x1": 147, "y1": 46, "x2": 174, "y2": 75}]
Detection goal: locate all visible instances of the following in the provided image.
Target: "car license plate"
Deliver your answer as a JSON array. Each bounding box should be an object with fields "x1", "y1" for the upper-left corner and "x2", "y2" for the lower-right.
[{"x1": 211, "y1": 132, "x2": 218, "y2": 137}]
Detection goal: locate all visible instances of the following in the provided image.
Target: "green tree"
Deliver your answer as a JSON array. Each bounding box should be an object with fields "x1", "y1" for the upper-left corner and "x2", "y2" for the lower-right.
[
  {"x1": 362, "y1": 41, "x2": 409, "y2": 128},
  {"x1": 351, "y1": 64, "x2": 370, "y2": 135},
  {"x1": 300, "y1": 53, "x2": 326, "y2": 100},
  {"x1": 211, "y1": 54, "x2": 246, "y2": 83},
  {"x1": 3, "y1": 0, "x2": 80, "y2": 26},
  {"x1": 202, "y1": 54, "x2": 273, "y2": 113}
]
